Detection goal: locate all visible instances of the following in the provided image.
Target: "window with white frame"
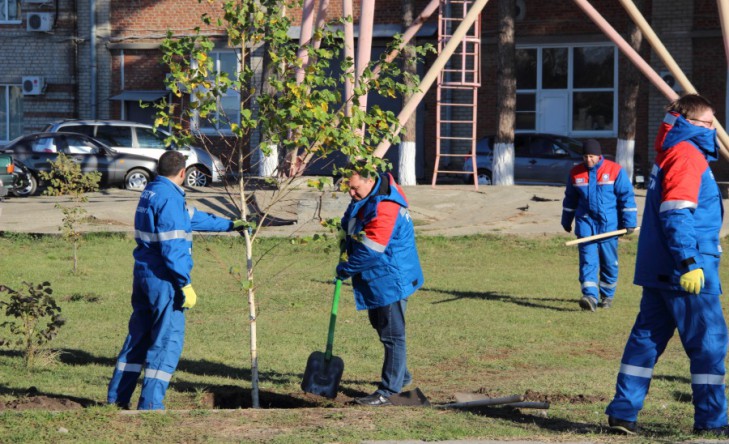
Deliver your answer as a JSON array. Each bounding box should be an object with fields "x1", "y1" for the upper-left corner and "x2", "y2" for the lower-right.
[
  {"x1": 193, "y1": 50, "x2": 240, "y2": 134},
  {"x1": 0, "y1": 0, "x2": 20, "y2": 22},
  {"x1": 0, "y1": 85, "x2": 23, "y2": 142},
  {"x1": 515, "y1": 44, "x2": 617, "y2": 135}
]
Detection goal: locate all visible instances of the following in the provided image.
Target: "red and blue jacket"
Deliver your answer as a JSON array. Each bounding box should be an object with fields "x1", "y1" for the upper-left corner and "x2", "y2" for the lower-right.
[
  {"x1": 338, "y1": 173, "x2": 424, "y2": 310},
  {"x1": 634, "y1": 112, "x2": 723, "y2": 294},
  {"x1": 561, "y1": 157, "x2": 637, "y2": 238}
]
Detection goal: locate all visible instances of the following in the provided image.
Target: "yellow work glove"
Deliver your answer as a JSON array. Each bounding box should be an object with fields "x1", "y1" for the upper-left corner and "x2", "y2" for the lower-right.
[
  {"x1": 232, "y1": 219, "x2": 246, "y2": 230},
  {"x1": 181, "y1": 284, "x2": 197, "y2": 309},
  {"x1": 679, "y1": 268, "x2": 704, "y2": 295}
]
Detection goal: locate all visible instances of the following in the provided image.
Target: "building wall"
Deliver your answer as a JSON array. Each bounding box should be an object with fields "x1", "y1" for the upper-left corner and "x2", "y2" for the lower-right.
[{"x1": 0, "y1": 0, "x2": 78, "y2": 134}]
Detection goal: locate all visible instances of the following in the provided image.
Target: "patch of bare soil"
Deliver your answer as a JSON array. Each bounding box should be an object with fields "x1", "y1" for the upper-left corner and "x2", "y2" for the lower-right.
[
  {"x1": 0, "y1": 395, "x2": 84, "y2": 411},
  {"x1": 196, "y1": 386, "x2": 357, "y2": 409},
  {"x1": 473, "y1": 388, "x2": 607, "y2": 404}
]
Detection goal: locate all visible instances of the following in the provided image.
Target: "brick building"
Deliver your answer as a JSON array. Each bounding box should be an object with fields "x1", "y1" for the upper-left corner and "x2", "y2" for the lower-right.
[{"x1": 1, "y1": 0, "x2": 727, "y2": 181}]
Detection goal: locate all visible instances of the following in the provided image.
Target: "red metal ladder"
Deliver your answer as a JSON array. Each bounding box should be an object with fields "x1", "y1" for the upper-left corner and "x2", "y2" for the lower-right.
[{"x1": 432, "y1": 0, "x2": 481, "y2": 189}]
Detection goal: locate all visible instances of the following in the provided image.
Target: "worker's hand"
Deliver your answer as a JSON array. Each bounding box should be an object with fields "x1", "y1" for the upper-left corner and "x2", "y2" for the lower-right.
[
  {"x1": 335, "y1": 263, "x2": 350, "y2": 281},
  {"x1": 232, "y1": 219, "x2": 246, "y2": 230},
  {"x1": 181, "y1": 284, "x2": 197, "y2": 309},
  {"x1": 562, "y1": 224, "x2": 572, "y2": 233},
  {"x1": 625, "y1": 227, "x2": 636, "y2": 235},
  {"x1": 680, "y1": 268, "x2": 704, "y2": 295}
]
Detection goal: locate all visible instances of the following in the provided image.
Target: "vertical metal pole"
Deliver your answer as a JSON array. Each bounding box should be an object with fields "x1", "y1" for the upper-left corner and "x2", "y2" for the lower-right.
[
  {"x1": 356, "y1": 0, "x2": 376, "y2": 113},
  {"x1": 343, "y1": 0, "x2": 355, "y2": 117}
]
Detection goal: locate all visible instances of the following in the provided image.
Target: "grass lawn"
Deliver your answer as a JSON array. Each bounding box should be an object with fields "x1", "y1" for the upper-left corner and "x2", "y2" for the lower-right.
[{"x1": 0, "y1": 231, "x2": 724, "y2": 443}]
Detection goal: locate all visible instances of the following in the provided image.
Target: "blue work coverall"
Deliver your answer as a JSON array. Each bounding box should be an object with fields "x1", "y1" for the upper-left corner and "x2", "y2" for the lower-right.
[
  {"x1": 606, "y1": 113, "x2": 727, "y2": 430},
  {"x1": 561, "y1": 158, "x2": 637, "y2": 302},
  {"x1": 107, "y1": 176, "x2": 233, "y2": 410}
]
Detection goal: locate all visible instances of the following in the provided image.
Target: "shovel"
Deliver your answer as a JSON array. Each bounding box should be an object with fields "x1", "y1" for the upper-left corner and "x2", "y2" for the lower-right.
[{"x1": 301, "y1": 278, "x2": 344, "y2": 399}]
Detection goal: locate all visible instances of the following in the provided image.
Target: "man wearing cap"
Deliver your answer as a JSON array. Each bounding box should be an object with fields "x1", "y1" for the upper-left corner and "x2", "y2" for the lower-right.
[{"x1": 561, "y1": 139, "x2": 638, "y2": 311}]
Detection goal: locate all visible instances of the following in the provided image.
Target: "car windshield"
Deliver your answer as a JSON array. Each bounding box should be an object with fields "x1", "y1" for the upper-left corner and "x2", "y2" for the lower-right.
[{"x1": 552, "y1": 136, "x2": 582, "y2": 154}]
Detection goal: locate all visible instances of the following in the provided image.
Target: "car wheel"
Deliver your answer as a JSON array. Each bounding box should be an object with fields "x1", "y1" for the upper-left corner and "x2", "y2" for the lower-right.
[
  {"x1": 474, "y1": 169, "x2": 493, "y2": 186},
  {"x1": 125, "y1": 169, "x2": 150, "y2": 191},
  {"x1": 12, "y1": 171, "x2": 38, "y2": 197},
  {"x1": 185, "y1": 166, "x2": 210, "y2": 187}
]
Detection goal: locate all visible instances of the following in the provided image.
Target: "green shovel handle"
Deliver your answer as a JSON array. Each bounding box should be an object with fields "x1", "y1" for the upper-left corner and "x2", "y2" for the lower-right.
[{"x1": 324, "y1": 278, "x2": 342, "y2": 361}]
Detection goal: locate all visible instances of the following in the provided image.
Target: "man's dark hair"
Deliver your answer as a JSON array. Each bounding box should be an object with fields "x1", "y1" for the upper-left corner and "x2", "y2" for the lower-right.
[
  {"x1": 345, "y1": 159, "x2": 378, "y2": 180},
  {"x1": 158, "y1": 151, "x2": 186, "y2": 177},
  {"x1": 667, "y1": 94, "x2": 715, "y2": 120}
]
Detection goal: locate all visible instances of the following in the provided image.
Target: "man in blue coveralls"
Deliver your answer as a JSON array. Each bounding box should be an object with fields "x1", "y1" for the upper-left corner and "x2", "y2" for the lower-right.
[
  {"x1": 561, "y1": 139, "x2": 638, "y2": 311},
  {"x1": 605, "y1": 94, "x2": 728, "y2": 436},
  {"x1": 108, "y1": 150, "x2": 244, "y2": 410}
]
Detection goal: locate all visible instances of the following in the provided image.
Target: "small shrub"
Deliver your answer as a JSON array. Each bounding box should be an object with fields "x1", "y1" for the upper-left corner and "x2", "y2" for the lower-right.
[
  {"x1": 39, "y1": 153, "x2": 101, "y2": 274},
  {"x1": 0, "y1": 281, "x2": 65, "y2": 368}
]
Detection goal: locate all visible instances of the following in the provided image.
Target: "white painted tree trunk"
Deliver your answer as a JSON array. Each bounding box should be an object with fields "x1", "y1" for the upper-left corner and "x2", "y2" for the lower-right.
[
  {"x1": 616, "y1": 138, "x2": 635, "y2": 183},
  {"x1": 398, "y1": 141, "x2": 417, "y2": 185},
  {"x1": 492, "y1": 142, "x2": 514, "y2": 186},
  {"x1": 256, "y1": 144, "x2": 279, "y2": 177}
]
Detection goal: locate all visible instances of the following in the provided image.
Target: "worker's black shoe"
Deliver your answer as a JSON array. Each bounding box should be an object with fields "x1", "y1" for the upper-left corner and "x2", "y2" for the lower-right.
[
  {"x1": 599, "y1": 296, "x2": 612, "y2": 309},
  {"x1": 694, "y1": 425, "x2": 729, "y2": 437},
  {"x1": 608, "y1": 416, "x2": 638, "y2": 435},
  {"x1": 355, "y1": 392, "x2": 392, "y2": 406},
  {"x1": 579, "y1": 296, "x2": 597, "y2": 312}
]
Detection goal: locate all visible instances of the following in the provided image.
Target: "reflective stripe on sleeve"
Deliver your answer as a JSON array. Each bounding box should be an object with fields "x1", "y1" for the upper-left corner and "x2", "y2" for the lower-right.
[
  {"x1": 660, "y1": 200, "x2": 697, "y2": 212},
  {"x1": 144, "y1": 368, "x2": 173, "y2": 383},
  {"x1": 692, "y1": 374, "x2": 725, "y2": 385},
  {"x1": 623, "y1": 208, "x2": 638, "y2": 212},
  {"x1": 563, "y1": 207, "x2": 576, "y2": 213},
  {"x1": 361, "y1": 235, "x2": 387, "y2": 253},
  {"x1": 619, "y1": 363, "x2": 653, "y2": 379}
]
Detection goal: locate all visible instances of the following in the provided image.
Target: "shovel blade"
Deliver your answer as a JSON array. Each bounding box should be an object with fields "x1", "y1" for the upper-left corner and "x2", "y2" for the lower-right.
[{"x1": 301, "y1": 351, "x2": 344, "y2": 399}]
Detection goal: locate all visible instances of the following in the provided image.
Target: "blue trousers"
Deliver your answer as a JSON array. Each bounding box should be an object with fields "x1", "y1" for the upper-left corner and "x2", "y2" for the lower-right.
[
  {"x1": 606, "y1": 286, "x2": 728, "y2": 429},
  {"x1": 368, "y1": 298, "x2": 411, "y2": 397},
  {"x1": 578, "y1": 237, "x2": 618, "y2": 300},
  {"x1": 107, "y1": 273, "x2": 186, "y2": 410}
]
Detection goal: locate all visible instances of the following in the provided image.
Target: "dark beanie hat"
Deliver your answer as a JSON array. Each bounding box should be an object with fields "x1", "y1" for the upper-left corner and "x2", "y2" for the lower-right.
[{"x1": 582, "y1": 139, "x2": 602, "y2": 156}]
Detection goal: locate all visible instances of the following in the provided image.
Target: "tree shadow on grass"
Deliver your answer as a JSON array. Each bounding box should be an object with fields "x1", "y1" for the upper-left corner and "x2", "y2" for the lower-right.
[{"x1": 421, "y1": 287, "x2": 578, "y2": 312}]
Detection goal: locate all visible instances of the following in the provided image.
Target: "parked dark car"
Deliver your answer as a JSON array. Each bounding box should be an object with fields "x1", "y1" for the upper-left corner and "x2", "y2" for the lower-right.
[
  {"x1": 463, "y1": 134, "x2": 645, "y2": 186},
  {"x1": 1, "y1": 132, "x2": 158, "y2": 197}
]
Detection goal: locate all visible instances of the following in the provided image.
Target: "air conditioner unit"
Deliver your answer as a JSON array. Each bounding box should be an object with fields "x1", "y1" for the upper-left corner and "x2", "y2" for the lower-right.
[
  {"x1": 22, "y1": 76, "x2": 45, "y2": 95},
  {"x1": 26, "y1": 12, "x2": 54, "y2": 32},
  {"x1": 660, "y1": 70, "x2": 682, "y2": 93}
]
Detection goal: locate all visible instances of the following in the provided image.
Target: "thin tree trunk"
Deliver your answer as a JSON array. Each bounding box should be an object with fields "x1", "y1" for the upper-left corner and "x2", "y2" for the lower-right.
[
  {"x1": 240, "y1": 31, "x2": 260, "y2": 410},
  {"x1": 493, "y1": 0, "x2": 515, "y2": 186},
  {"x1": 399, "y1": 0, "x2": 417, "y2": 185},
  {"x1": 617, "y1": 0, "x2": 643, "y2": 183}
]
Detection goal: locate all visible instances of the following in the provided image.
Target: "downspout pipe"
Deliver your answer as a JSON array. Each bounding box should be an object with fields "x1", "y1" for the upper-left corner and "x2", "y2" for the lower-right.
[{"x1": 90, "y1": 0, "x2": 96, "y2": 119}]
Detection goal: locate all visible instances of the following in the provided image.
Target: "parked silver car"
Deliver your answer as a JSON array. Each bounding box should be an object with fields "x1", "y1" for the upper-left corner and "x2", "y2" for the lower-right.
[
  {"x1": 463, "y1": 134, "x2": 645, "y2": 187},
  {"x1": 1, "y1": 132, "x2": 158, "y2": 196},
  {"x1": 43, "y1": 120, "x2": 225, "y2": 187}
]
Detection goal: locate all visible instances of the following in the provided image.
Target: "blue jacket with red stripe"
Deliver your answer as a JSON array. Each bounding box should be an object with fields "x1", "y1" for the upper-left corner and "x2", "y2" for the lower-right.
[
  {"x1": 634, "y1": 112, "x2": 724, "y2": 294},
  {"x1": 133, "y1": 176, "x2": 234, "y2": 289},
  {"x1": 561, "y1": 157, "x2": 637, "y2": 238},
  {"x1": 339, "y1": 173, "x2": 424, "y2": 310}
]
